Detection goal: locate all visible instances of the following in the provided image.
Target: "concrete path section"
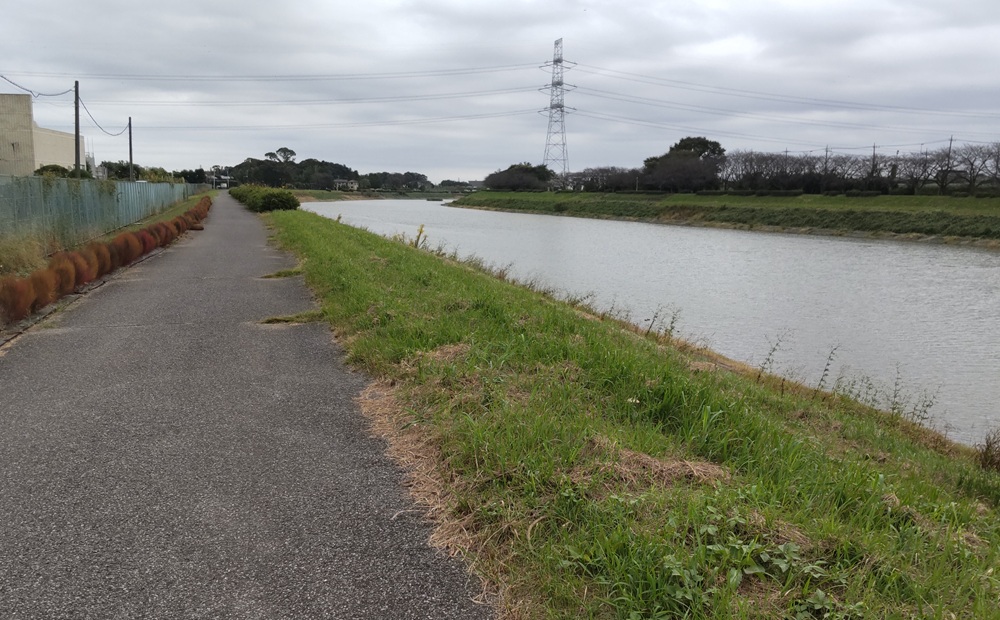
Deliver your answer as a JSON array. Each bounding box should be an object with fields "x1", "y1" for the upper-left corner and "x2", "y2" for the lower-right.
[{"x1": 0, "y1": 194, "x2": 491, "y2": 619}]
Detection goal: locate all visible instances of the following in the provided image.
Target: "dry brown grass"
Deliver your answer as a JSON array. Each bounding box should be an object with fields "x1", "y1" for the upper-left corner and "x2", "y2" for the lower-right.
[
  {"x1": 357, "y1": 379, "x2": 535, "y2": 619},
  {"x1": 585, "y1": 435, "x2": 731, "y2": 491},
  {"x1": 0, "y1": 235, "x2": 48, "y2": 277}
]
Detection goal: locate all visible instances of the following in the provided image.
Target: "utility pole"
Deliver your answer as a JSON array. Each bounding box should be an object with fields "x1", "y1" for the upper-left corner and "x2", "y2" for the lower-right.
[
  {"x1": 128, "y1": 117, "x2": 134, "y2": 181},
  {"x1": 74, "y1": 81, "x2": 81, "y2": 177},
  {"x1": 543, "y1": 38, "x2": 570, "y2": 185}
]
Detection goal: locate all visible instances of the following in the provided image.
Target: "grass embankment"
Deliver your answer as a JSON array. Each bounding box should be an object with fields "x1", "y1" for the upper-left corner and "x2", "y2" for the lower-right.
[
  {"x1": 455, "y1": 192, "x2": 1000, "y2": 242},
  {"x1": 267, "y1": 209, "x2": 1000, "y2": 619}
]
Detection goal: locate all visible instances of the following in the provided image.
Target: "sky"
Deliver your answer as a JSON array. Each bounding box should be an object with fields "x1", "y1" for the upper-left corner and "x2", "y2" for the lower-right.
[{"x1": 4, "y1": 0, "x2": 1000, "y2": 183}]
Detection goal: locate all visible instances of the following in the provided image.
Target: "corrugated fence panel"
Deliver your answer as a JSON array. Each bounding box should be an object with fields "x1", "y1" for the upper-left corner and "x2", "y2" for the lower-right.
[{"x1": 0, "y1": 176, "x2": 204, "y2": 246}]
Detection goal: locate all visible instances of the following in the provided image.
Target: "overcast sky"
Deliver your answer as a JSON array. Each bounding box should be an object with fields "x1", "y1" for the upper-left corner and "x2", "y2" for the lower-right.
[{"x1": 4, "y1": 0, "x2": 1000, "y2": 183}]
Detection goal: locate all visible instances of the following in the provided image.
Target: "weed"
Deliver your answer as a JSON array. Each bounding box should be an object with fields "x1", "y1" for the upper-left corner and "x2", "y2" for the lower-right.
[
  {"x1": 0, "y1": 235, "x2": 47, "y2": 277},
  {"x1": 756, "y1": 331, "x2": 789, "y2": 383},
  {"x1": 977, "y1": 428, "x2": 1000, "y2": 473},
  {"x1": 815, "y1": 344, "x2": 839, "y2": 395}
]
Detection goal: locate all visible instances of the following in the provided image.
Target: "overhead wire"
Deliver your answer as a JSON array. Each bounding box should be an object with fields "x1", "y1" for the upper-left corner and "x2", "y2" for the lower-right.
[
  {"x1": 0, "y1": 63, "x2": 539, "y2": 83},
  {"x1": 78, "y1": 98, "x2": 129, "y2": 136},
  {"x1": 80, "y1": 86, "x2": 541, "y2": 107},
  {"x1": 574, "y1": 63, "x2": 1000, "y2": 121},
  {"x1": 0, "y1": 74, "x2": 73, "y2": 97},
  {"x1": 75, "y1": 108, "x2": 540, "y2": 131}
]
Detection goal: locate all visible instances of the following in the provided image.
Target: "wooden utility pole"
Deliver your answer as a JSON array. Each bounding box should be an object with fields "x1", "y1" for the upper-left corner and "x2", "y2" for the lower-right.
[
  {"x1": 74, "y1": 81, "x2": 80, "y2": 177},
  {"x1": 128, "y1": 117, "x2": 134, "y2": 181}
]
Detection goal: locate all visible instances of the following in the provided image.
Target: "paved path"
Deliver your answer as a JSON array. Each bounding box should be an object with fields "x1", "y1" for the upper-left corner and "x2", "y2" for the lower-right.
[{"x1": 0, "y1": 194, "x2": 490, "y2": 619}]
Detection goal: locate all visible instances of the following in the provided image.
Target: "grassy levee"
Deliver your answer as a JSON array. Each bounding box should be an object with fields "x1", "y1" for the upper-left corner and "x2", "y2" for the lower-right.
[
  {"x1": 267, "y1": 209, "x2": 1000, "y2": 619},
  {"x1": 454, "y1": 192, "x2": 1000, "y2": 242}
]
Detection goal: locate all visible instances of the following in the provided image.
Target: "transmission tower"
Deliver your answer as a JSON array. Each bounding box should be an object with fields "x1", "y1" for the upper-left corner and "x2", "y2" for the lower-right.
[{"x1": 543, "y1": 38, "x2": 570, "y2": 182}]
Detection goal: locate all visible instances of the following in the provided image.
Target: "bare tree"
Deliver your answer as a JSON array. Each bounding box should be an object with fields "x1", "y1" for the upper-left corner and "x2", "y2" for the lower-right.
[
  {"x1": 896, "y1": 151, "x2": 934, "y2": 194},
  {"x1": 955, "y1": 143, "x2": 991, "y2": 192}
]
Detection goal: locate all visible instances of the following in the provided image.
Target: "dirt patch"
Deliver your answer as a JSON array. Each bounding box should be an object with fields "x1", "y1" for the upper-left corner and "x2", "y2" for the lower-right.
[
  {"x1": 586, "y1": 435, "x2": 730, "y2": 490},
  {"x1": 422, "y1": 342, "x2": 471, "y2": 364}
]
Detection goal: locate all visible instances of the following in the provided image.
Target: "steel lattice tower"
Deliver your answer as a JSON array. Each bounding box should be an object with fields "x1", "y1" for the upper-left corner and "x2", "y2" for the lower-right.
[{"x1": 543, "y1": 38, "x2": 569, "y2": 181}]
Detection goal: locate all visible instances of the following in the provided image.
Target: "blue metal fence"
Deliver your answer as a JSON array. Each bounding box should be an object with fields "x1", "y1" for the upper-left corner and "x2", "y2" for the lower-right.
[{"x1": 0, "y1": 176, "x2": 206, "y2": 247}]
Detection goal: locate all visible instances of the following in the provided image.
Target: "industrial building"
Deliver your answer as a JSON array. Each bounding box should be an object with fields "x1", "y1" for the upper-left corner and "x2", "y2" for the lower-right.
[{"x1": 0, "y1": 93, "x2": 86, "y2": 176}]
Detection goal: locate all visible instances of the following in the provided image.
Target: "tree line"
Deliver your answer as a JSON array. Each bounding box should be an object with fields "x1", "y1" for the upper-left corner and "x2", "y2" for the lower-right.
[
  {"x1": 489, "y1": 137, "x2": 1000, "y2": 196},
  {"x1": 36, "y1": 146, "x2": 434, "y2": 192}
]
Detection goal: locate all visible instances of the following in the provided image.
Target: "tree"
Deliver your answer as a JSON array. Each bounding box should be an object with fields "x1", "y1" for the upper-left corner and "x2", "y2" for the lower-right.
[
  {"x1": 174, "y1": 168, "x2": 207, "y2": 184},
  {"x1": 483, "y1": 163, "x2": 554, "y2": 191},
  {"x1": 100, "y1": 160, "x2": 143, "y2": 180},
  {"x1": 275, "y1": 147, "x2": 297, "y2": 163},
  {"x1": 955, "y1": 143, "x2": 991, "y2": 192},
  {"x1": 641, "y1": 137, "x2": 726, "y2": 192}
]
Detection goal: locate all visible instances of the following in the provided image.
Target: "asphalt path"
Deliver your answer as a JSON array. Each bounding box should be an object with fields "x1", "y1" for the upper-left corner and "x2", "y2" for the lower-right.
[{"x1": 0, "y1": 193, "x2": 491, "y2": 619}]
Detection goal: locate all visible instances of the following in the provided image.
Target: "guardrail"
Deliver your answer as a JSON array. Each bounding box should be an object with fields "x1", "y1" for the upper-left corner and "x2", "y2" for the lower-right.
[{"x1": 0, "y1": 175, "x2": 208, "y2": 246}]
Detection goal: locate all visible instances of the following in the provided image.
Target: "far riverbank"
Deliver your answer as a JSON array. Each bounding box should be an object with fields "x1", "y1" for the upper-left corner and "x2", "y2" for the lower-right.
[{"x1": 454, "y1": 192, "x2": 1000, "y2": 249}]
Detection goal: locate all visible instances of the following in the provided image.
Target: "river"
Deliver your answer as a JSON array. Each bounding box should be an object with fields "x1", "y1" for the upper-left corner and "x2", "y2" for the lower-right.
[{"x1": 304, "y1": 199, "x2": 1000, "y2": 445}]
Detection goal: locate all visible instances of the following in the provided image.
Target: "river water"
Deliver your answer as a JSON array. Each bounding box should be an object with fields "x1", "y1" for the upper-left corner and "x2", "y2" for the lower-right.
[{"x1": 305, "y1": 199, "x2": 1000, "y2": 444}]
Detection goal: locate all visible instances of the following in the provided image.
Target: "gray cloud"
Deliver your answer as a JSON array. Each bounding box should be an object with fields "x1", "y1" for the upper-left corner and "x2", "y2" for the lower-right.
[{"x1": 3, "y1": 0, "x2": 999, "y2": 182}]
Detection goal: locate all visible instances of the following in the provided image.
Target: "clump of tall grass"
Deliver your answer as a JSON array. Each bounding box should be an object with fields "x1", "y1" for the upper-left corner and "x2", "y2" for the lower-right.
[
  {"x1": 0, "y1": 234, "x2": 48, "y2": 277},
  {"x1": 977, "y1": 428, "x2": 1000, "y2": 472}
]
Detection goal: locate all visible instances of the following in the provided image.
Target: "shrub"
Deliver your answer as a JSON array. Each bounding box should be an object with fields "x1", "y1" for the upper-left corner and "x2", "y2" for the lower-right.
[
  {"x1": 231, "y1": 185, "x2": 300, "y2": 212},
  {"x1": 89, "y1": 242, "x2": 112, "y2": 275},
  {"x1": 48, "y1": 254, "x2": 77, "y2": 296},
  {"x1": 136, "y1": 230, "x2": 157, "y2": 254},
  {"x1": 29, "y1": 269, "x2": 58, "y2": 311},
  {"x1": 65, "y1": 251, "x2": 94, "y2": 287},
  {"x1": 0, "y1": 276, "x2": 35, "y2": 323},
  {"x1": 79, "y1": 247, "x2": 101, "y2": 281}
]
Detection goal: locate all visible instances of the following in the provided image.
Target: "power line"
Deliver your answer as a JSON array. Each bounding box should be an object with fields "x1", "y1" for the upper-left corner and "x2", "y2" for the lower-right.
[
  {"x1": 77, "y1": 86, "x2": 541, "y2": 107},
  {"x1": 574, "y1": 86, "x2": 967, "y2": 137},
  {"x1": 78, "y1": 98, "x2": 129, "y2": 136},
  {"x1": 53, "y1": 108, "x2": 540, "y2": 131},
  {"x1": 0, "y1": 63, "x2": 539, "y2": 83},
  {"x1": 574, "y1": 63, "x2": 1000, "y2": 121},
  {"x1": 0, "y1": 74, "x2": 73, "y2": 97}
]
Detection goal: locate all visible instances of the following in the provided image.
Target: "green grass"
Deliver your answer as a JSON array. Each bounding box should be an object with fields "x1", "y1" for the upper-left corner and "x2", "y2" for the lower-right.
[
  {"x1": 267, "y1": 209, "x2": 1000, "y2": 619},
  {"x1": 456, "y1": 192, "x2": 1000, "y2": 241}
]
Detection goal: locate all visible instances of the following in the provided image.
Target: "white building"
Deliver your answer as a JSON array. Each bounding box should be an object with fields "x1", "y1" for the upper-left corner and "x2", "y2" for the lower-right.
[{"x1": 0, "y1": 93, "x2": 86, "y2": 176}]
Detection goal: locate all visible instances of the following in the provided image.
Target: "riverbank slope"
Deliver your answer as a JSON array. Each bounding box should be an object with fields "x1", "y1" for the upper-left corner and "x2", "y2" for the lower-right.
[
  {"x1": 454, "y1": 192, "x2": 1000, "y2": 246},
  {"x1": 267, "y1": 208, "x2": 1000, "y2": 619}
]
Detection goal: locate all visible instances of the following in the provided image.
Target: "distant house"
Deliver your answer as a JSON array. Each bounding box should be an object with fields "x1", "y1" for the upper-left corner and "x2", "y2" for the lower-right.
[
  {"x1": 332, "y1": 178, "x2": 359, "y2": 191},
  {"x1": 0, "y1": 94, "x2": 86, "y2": 176}
]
